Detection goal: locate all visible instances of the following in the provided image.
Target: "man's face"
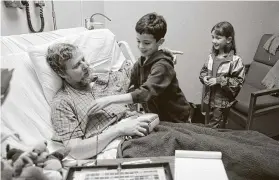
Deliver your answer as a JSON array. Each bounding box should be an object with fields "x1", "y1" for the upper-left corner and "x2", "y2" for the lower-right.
[
  {"x1": 136, "y1": 33, "x2": 164, "y2": 59},
  {"x1": 63, "y1": 50, "x2": 91, "y2": 86}
]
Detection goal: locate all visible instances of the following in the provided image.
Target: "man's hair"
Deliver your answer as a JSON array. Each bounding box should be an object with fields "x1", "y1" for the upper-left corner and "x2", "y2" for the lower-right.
[
  {"x1": 135, "y1": 12, "x2": 167, "y2": 41},
  {"x1": 46, "y1": 43, "x2": 78, "y2": 76}
]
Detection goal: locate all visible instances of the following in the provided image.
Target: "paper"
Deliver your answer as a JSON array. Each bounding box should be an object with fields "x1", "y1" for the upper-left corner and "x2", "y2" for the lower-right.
[{"x1": 175, "y1": 150, "x2": 228, "y2": 180}]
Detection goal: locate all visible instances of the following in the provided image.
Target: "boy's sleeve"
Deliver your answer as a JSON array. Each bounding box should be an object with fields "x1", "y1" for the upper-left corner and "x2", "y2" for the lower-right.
[
  {"x1": 51, "y1": 98, "x2": 84, "y2": 141},
  {"x1": 216, "y1": 56, "x2": 245, "y2": 98},
  {"x1": 130, "y1": 61, "x2": 175, "y2": 103},
  {"x1": 128, "y1": 64, "x2": 137, "y2": 92},
  {"x1": 199, "y1": 57, "x2": 209, "y2": 84}
]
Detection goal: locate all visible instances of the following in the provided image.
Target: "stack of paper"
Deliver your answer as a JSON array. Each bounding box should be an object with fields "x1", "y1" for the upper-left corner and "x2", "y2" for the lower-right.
[{"x1": 175, "y1": 150, "x2": 228, "y2": 180}]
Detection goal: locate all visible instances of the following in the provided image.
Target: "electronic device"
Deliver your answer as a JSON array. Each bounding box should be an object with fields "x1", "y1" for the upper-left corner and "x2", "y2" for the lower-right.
[{"x1": 65, "y1": 162, "x2": 173, "y2": 180}]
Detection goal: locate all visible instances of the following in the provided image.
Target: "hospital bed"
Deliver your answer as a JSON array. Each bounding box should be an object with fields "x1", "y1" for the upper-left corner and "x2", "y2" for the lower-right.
[
  {"x1": 2, "y1": 28, "x2": 279, "y2": 180},
  {"x1": 1, "y1": 27, "x2": 136, "y2": 159}
]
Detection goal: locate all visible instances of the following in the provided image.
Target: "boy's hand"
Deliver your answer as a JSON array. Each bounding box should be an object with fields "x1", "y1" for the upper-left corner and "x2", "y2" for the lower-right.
[
  {"x1": 161, "y1": 48, "x2": 183, "y2": 65},
  {"x1": 208, "y1": 78, "x2": 218, "y2": 86},
  {"x1": 116, "y1": 117, "x2": 150, "y2": 137},
  {"x1": 87, "y1": 97, "x2": 112, "y2": 115}
]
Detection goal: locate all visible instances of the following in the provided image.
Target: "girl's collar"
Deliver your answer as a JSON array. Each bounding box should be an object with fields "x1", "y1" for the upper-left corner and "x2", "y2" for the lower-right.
[{"x1": 211, "y1": 50, "x2": 234, "y2": 61}]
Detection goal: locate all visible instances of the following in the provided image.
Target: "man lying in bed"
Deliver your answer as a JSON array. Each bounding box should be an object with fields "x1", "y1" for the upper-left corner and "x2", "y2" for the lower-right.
[
  {"x1": 47, "y1": 43, "x2": 279, "y2": 180},
  {"x1": 46, "y1": 43, "x2": 154, "y2": 160}
]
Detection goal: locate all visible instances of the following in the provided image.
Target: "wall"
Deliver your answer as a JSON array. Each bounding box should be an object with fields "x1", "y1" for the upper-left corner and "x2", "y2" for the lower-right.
[
  {"x1": 53, "y1": 1, "x2": 105, "y2": 29},
  {"x1": 1, "y1": 1, "x2": 105, "y2": 36},
  {"x1": 2, "y1": 1, "x2": 279, "y2": 104},
  {"x1": 1, "y1": 1, "x2": 54, "y2": 35},
  {"x1": 104, "y1": 1, "x2": 279, "y2": 104}
]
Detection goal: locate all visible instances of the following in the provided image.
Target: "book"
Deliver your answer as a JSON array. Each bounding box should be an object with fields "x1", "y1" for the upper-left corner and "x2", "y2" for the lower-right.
[{"x1": 175, "y1": 150, "x2": 228, "y2": 180}]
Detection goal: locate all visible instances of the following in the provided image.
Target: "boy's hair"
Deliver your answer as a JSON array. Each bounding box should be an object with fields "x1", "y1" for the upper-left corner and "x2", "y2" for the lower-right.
[
  {"x1": 135, "y1": 12, "x2": 167, "y2": 41},
  {"x1": 211, "y1": 21, "x2": 237, "y2": 55},
  {"x1": 46, "y1": 43, "x2": 78, "y2": 76}
]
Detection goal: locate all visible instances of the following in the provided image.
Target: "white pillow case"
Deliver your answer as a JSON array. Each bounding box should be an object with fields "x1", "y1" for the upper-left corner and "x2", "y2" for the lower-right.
[
  {"x1": 1, "y1": 53, "x2": 53, "y2": 151},
  {"x1": 1, "y1": 27, "x2": 87, "y2": 57},
  {"x1": 28, "y1": 29, "x2": 126, "y2": 104}
]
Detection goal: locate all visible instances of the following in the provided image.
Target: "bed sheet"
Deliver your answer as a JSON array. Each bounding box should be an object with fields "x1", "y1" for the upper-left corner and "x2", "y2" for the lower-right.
[{"x1": 1, "y1": 53, "x2": 54, "y2": 152}]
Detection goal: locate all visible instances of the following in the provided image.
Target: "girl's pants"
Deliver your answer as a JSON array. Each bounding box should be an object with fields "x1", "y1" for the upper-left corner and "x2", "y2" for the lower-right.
[{"x1": 205, "y1": 105, "x2": 230, "y2": 128}]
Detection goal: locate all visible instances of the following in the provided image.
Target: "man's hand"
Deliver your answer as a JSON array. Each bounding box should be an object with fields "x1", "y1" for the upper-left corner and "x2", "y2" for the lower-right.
[
  {"x1": 208, "y1": 78, "x2": 218, "y2": 86},
  {"x1": 116, "y1": 117, "x2": 150, "y2": 137},
  {"x1": 87, "y1": 97, "x2": 112, "y2": 115},
  {"x1": 161, "y1": 48, "x2": 183, "y2": 65}
]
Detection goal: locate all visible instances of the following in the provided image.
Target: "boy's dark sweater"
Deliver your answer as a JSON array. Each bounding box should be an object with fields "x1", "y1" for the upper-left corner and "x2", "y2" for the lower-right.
[{"x1": 129, "y1": 50, "x2": 191, "y2": 123}]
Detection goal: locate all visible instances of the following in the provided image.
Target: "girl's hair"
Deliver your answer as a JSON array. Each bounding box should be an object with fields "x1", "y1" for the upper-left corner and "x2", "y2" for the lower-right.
[{"x1": 211, "y1": 21, "x2": 236, "y2": 55}]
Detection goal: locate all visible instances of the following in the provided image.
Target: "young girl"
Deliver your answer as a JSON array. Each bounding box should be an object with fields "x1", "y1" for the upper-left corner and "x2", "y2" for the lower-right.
[{"x1": 199, "y1": 21, "x2": 245, "y2": 128}]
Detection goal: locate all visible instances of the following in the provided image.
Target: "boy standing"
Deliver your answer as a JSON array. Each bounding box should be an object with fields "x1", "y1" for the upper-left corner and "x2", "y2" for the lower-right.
[{"x1": 88, "y1": 12, "x2": 192, "y2": 123}]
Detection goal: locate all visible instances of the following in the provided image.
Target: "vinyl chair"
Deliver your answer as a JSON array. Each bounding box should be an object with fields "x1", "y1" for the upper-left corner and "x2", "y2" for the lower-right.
[{"x1": 227, "y1": 34, "x2": 279, "y2": 137}]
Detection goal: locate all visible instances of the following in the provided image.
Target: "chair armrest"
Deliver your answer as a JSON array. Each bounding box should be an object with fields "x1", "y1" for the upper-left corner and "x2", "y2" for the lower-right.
[
  {"x1": 252, "y1": 87, "x2": 279, "y2": 97},
  {"x1": 247, "y1": 87, "x2": 279, "y2": 130}
]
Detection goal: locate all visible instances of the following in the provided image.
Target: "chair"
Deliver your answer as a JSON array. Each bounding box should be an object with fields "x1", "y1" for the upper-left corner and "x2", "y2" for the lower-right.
[{"x1": 227, "y1": 34, "x2": 279, "y2": 137}]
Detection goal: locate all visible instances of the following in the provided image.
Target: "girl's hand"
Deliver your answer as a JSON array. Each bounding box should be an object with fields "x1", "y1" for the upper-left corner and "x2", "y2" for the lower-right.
[
  {"x1": 208, "y1": 78, "x2": 217, "y2": 86},
  {"x1": 203, "y1": 76, "x2": 211, "y2": 86},
  {"x1": 161, "y1": 48, "x2": 183, "y2": 64},
  {"x1": 87, "y1": 97, "x2": 112, "y2": 115}
]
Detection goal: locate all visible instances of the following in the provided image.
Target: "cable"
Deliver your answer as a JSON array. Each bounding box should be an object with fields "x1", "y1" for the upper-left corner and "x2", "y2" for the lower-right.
[
  {"x1": 64, "y1": 108, "x2": 118, "y2": 148},
  {"x1": 64, "y1": 120, "x2": 83, "y2": 148},
  {"x1": 21, "y1": 1, "x2": 45, "y2": 33},
  {"x1": 62, "y1": 83, "x2": 120, "y2": 158}
]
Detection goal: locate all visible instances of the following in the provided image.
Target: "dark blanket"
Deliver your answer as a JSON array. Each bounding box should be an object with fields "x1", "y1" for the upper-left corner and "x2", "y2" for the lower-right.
[{"x1": 117, "y1": 122, "x2": 279, "y2": 180}]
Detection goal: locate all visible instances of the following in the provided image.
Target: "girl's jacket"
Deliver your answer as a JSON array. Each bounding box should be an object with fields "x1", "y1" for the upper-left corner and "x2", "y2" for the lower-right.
[{"x1": 199, "y1": 52, "x2": 245, "y2": 108}]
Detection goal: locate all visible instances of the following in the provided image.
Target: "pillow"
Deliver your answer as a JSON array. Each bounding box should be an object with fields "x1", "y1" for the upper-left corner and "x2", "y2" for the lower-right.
[
  {"x1": 28, "y1": 29, "x2": 126, "y2": 104},
  {"x1": 1, "y1": 53, "x2": 53, "y2": 149},
  {"x1": 1, "y1": 27, "x2": 87, "y2": 57},
  {"x1": 261, "y1": 59, "x2": 279, "y2": 89}
]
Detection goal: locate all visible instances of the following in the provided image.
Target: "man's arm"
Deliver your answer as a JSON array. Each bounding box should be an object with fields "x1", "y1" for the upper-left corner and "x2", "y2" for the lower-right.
[
  {"x1": 51, "y1": 99, "x2": 121, "y2": 160},
  {"x1": 64, "y1": 125, "x2": 121, "y2": 160},
  {"x1": 64, "y1": 116, "x2": 150, "y2": 160},
  {"x1": 88, "y1": 61, "x2": 175, "y2": 114},
  {"x1": 51, "y1": 99, "x2": 150, "y2": 159},
  {"x1": 87, "y1": 94, "x2": 133, "y2": 115}
]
